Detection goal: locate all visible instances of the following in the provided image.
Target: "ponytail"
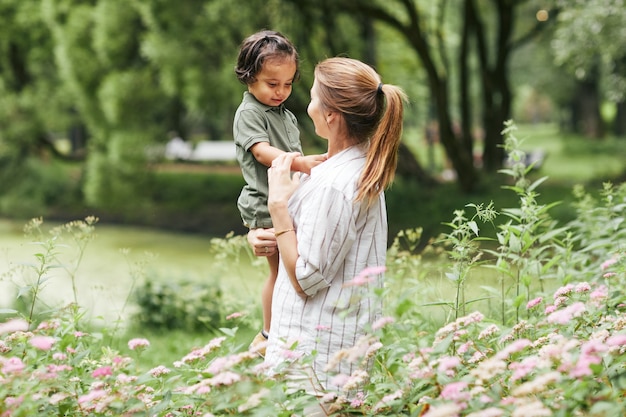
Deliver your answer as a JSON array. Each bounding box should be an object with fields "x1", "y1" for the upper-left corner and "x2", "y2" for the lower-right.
[{"x1": 356, "y1": 85, "x2": 407, "y2": 205}]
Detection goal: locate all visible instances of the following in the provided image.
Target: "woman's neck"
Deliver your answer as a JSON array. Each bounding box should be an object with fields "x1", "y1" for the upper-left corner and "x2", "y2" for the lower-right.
[{"x1": 327, "y1": 135, "x2": 359, "y2": 158}]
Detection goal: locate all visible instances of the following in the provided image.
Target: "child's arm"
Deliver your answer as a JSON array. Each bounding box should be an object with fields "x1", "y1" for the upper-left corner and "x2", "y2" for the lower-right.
[
  {"x1": 290, "y1": 154, "x2": 327, "y2": 175},
  {"x1": 250, "y1": 142, "x2": 291, "y2": 167},
  {"x1": 251, "y1": 142, "x2": 326, "y2": 174}
]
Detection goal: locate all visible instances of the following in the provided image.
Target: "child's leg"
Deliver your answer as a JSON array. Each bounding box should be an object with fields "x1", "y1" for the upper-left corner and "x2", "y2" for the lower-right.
[{"x1": 261, "y1": 251, "x2": 279, "y2": 333}]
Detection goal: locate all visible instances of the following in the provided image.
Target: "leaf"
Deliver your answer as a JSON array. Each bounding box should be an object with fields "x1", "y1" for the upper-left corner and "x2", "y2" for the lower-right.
[
  {"x1": 468, "y1": 220, "x2": 479, "y2": 236},
  {"x1": 528, "y1": 176, "x2": 549, "y2": 192},
  {"x1": 0, "y1": 309, "x2": 19, "y2": 315},
  {"x1": 464, "y1": 296, "x2": 493, "y2": 305},
  {"x1": 508, "y1": 232, "x2": 521, "y2": 252},
  {"x1": 16, "y1": 286, "x2": 32, "y2": 298},
  {"x1": 220, "y1": 327, "x2": 238, "y2": 337}
]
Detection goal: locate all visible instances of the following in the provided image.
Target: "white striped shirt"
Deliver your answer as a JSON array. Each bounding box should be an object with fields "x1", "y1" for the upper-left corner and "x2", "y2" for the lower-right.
[{"x1": 265, "y1": 144, "x2": 386, "y2": 389}]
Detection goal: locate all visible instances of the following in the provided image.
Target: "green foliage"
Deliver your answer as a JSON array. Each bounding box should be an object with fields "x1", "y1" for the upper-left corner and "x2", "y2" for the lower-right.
[
  {"x1": 1, "y1": 123, "x2": 626, "y2": 416},
  {"x1": 553, "y1": 0, "x2": 626, "y2": 101},
  {"x1": 132, "y1": 279, "x2": 224, "y2": 332},
  {"x1": 0, "y1": 158, "x2": 79, "y2": 219}
]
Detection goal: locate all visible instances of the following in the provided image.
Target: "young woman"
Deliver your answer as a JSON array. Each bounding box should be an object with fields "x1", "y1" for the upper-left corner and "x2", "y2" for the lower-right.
[{"x1": 248, "y1": 57, "x2": 407, "y2": 395}]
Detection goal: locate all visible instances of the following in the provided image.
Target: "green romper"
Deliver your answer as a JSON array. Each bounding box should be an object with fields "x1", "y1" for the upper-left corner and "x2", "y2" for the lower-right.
[{"x1": 233, "y1": 92, "x2": 302, "y2": 229}]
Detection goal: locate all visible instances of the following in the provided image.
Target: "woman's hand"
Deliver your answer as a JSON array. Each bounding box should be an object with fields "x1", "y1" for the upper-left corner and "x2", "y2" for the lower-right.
[
  {"x1": 268, "y1": 152, "x2": 301, "y2": 212},
  {"x1": 247, "y1": 228, "x2": 277, "y2": 257}
]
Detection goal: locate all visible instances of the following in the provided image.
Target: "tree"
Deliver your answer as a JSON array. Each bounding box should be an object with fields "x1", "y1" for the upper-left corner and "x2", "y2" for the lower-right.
[
  {"x1": 285, "y1": 0, "x2": 558, "y2": 192},
  {"x1": 552, "y1": 0, "x2": 626, "y2": 138}
]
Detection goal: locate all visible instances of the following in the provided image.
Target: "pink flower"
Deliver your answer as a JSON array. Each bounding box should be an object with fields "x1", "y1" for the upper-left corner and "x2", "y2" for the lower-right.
[
  {"x1": 440, "y1": 381, "x2": 469, "y2": 402},
  {"x1": 48, "y1": 364, "x2": 73, "y2": 373},
  {"x1": 207, "y1": 371, "x2": 241, "y2": 386},
  {"x1": 509, "y1": 357, "x2": 538, "y2": 381},
  {"x1": 346, "y1": 266, "x2": 386, "y2": 286},
  {"x1": 544, "y1": 305, "x2": 557, "y2": 314},
  {"x1": 226, "y1": 312, "x2": 244, "y2": 320},
  {"x1": 526, "y1": 297, "x2": 543, "y2": 309},
  {"x1": 280, "y1": 349, "x2": 304, "y2": 360},
  {"x1": 53, "y1": 352, "x2": 67, "y2": 361},
  {"x1": 372, "y1": 316, "x2": 395, "y2": 330},
  {"x1": 458, "y1": 341, "x2": 472, "y2": 354},
  {"x1": 437, "y1": 356, "x2": 461, "y2": 373},
  {"x1": 553, "y1": 284, "x2": 574, "y2": 299},
  {"x1": 601, "y1": 258, "x2": 617, "y2": 271},
  {"x1": 1, "y1": 357, "x2": 25, "y2": 374},
  {"x1": 29, "y1": 336, "x2": 56, "y2": 350},
  {"x1": 78, "y1": 389, "x2": 107, "y2": 404},
  {"x1": 0, "y1": 318, "x2": 29, "y2": 335},
  {"x1": 4, "y1": 396, "x2": 24, "y2": 407},
  {"x1": 74, "y1": 331, "x2": 86, "y2": 337},
  {"x1": 575, "y1": 282, "x2": 591, "y2": 293},
  {"x1": 349, "y1": 391, "x2": 365, "y2": 408},
  {"x1": 149, "y1": 365, "x2": 171, "y2": 377},
  {"x1": 496, "y1": 339, "x2": 532, "y2": 360},
  {"x1": 590, "y1": 285, "x2": 608, "y2": 301},
  {"x1": 128, "y1": 338, "x2": 150, "y2": 350},
  {"x1": 607, "y1": 334, "x2": 626, "y2": 346},
  {"x1": 92, "y1": 366, "x2": 112, "y2": 378},
  {"x1": 331, "y1": 373, "x2": 350, "y2": 388},
  {"x1": 547, "y1": 302, "x2": 586, "y2": 324},
  {"x1": 373, "y1": 389, "x2": 403, "y2": 411}
]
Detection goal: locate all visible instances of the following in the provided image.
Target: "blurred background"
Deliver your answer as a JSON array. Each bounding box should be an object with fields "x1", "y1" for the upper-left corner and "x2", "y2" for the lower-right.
[{"x1": 0, "y1": 0, "x2": 624, "y2": 243}]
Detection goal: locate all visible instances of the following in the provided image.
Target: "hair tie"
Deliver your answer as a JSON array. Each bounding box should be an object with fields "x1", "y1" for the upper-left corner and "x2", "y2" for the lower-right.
[{"x1": 377, "y1": 83, "x2": 384, "y2": 94}]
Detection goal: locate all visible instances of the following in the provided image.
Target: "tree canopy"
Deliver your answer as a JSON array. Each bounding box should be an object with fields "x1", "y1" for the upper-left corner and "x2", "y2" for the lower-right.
[{"x1": 0, "y1": 0, "x2": 623, "y2": 212}]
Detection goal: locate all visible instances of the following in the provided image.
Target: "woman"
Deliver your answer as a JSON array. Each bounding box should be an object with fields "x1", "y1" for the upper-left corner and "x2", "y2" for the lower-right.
[{"x1": 248, "y1": 57, "x2": 407, "y2": 392}]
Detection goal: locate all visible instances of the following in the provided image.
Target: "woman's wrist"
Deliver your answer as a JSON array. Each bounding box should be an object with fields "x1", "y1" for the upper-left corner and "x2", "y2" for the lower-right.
[{"x1": 274, "y1": 228, "x2": 295, "y2": 237}]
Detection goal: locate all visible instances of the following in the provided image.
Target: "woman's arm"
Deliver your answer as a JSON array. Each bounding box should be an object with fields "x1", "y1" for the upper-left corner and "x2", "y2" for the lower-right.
[{"x1": 267, "y1": 152, "x2": 305, "y2": 297}]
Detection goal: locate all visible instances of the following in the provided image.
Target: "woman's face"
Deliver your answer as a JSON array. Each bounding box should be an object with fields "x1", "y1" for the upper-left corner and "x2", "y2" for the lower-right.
[{"x1": 307, "y1": 79, "x2": 329, "y2": 140}]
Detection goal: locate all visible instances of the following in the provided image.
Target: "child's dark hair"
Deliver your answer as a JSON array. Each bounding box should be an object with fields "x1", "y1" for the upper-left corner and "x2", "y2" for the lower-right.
[{"x1": 235, "y1": 30, "x2": 300, "y2": 85}]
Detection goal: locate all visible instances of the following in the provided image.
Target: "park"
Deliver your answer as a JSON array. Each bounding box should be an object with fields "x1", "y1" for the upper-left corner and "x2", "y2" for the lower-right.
[{"x1": 1, "y1": 1, "x2": 625, "y2": 415}]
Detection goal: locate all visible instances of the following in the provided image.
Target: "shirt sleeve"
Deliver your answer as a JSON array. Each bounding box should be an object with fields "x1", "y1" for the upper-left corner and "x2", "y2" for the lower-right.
[
  {"x1": 294, "y1": 186, "x2": 357, "y2": 296},
  {"x1": 234, "y1": 108, "x2": 269, "y2": 151}
]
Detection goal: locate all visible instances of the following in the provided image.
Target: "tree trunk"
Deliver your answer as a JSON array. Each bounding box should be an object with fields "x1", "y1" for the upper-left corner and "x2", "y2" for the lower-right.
[
  {"x1": 573, "y1": 64, "x2": 605, "y2": 139},
  {"x1": 479, "y1": 0, "x2": 512, "y2": 172}
]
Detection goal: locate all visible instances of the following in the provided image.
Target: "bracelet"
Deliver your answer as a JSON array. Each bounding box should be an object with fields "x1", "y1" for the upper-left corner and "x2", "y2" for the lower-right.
[{"x1": 274, "y1": 228, "x2": 295, "y2": 237}]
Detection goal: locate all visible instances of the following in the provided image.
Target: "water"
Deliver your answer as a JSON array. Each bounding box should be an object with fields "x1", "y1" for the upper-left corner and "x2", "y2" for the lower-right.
[{"x1": 0, "y1": 218, "x2": 264, "y2": 323}]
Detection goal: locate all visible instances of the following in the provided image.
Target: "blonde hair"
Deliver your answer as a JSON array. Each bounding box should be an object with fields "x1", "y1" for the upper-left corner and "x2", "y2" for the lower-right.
[{"x1": 314, "y1": 57, "x2": 407, "y2": 205}]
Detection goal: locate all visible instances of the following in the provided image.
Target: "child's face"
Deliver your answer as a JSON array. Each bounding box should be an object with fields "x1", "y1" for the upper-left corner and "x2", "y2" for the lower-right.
[{"x1": 248, "y1": 58, "x2": 297, "y2": 107}]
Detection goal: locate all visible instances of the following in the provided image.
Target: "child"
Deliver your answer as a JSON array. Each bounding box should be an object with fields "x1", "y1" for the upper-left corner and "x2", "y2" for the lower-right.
[{"x1": 233, "y1": 30, "x2": 325, "y2": 355}]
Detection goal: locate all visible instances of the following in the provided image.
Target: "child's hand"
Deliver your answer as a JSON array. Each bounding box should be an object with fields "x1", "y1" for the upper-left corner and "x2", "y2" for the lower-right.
[{"x1": 294, "y1": 153, "x2": 327, "y2": 175}]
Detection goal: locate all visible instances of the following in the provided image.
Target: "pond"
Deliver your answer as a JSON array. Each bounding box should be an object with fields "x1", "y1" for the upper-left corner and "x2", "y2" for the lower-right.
[{"x1": 0, "y1": 218, "x2": 264, "y2": 324}]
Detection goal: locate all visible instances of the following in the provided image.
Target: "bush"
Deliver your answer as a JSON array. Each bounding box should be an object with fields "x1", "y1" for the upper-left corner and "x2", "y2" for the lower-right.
[{"x1": 132, "y1": 279, "x2": 224, "y2": 332}]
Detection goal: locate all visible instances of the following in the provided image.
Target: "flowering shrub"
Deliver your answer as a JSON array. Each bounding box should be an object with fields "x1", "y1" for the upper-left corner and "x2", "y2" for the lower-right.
[{"x1": 1, "y1": 122, "x2": 626, "y2": 415}]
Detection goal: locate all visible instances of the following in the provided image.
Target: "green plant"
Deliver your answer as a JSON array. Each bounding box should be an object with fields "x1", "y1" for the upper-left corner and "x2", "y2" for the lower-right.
[
  {"x1": 2, "y1": 122, "x2": 626, "y2": 416},
  {"x1": 132, "y1": 279, "x2": 224, "y2": 332}
]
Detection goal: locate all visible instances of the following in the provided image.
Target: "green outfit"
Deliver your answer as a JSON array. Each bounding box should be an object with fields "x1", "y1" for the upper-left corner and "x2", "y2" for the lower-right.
[{"x1": 234, "y1": 92, "x2": 302, "y2": 228}]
